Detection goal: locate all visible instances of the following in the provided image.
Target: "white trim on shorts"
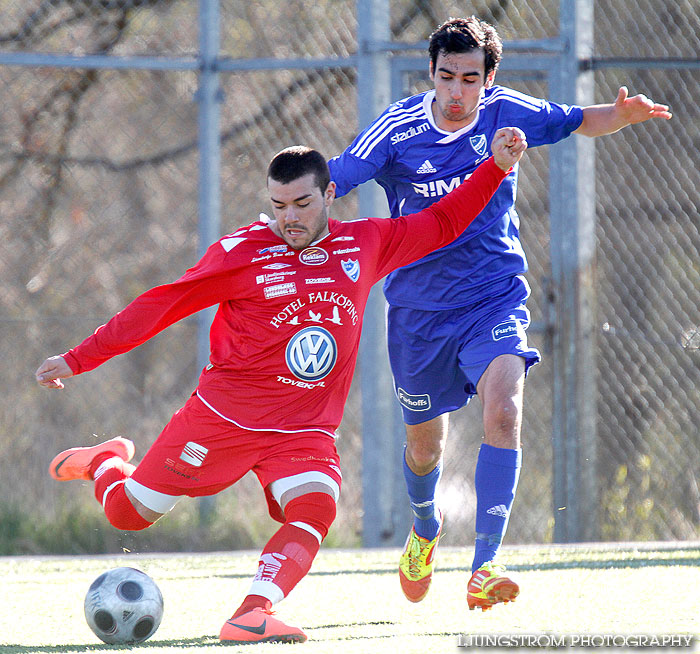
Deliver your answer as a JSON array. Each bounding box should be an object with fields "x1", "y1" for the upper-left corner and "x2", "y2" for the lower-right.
[
  {"x1": 269, "y1": 471, "x2": 340, "y2": 505},
  {"x1": 124, "y1": 477, "x2": 182, "y2": 514}
]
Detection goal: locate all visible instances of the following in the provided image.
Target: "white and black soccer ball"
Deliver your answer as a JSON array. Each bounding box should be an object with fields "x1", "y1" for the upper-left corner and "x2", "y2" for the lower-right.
[{"x1": 84, "y1": 566, "x2": 164, "y2": 644}]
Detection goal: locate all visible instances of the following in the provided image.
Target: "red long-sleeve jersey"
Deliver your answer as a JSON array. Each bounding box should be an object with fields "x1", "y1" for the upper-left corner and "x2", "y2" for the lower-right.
[{"x1": 63, "y1": 157, "x2": 506, "y2": 437}]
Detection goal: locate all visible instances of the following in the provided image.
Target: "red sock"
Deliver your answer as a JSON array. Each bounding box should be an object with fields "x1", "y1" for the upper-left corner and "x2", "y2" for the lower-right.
[
  {"x1": 263, "y1": 523, "x2": 320, "y2": 592},
  {"x1": 231, "y1": 492, "x2": 336, "y2": 618},
  {"x1": 231, "y1": 595, "x2": 272, "y2": 619},
  {"x1": 230, "y1": 523, "x2": 319, "y2": 619},
  {"x1": 89, "y1": 452, "x2": 133, "y2": 480},
  {"x1": 92, "y1": 456, "x2": 135, "y2": 500},
  {"x1": 91, "y1": 457, "x2": 149, "y2": 531}
]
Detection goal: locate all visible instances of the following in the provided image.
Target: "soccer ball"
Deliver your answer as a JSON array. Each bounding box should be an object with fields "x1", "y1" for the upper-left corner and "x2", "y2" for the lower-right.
[{"x1": 84, "y1": 567, "x2": 164, "y2": 644}]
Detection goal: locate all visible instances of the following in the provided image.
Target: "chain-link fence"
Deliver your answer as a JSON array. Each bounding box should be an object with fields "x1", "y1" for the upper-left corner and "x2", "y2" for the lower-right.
[
  {"x1": 1, "y1": 0, "x2": 698, "y2": 554},
  {"x1": 594, "y1": 0, "x2": 700, "y2": 539}
]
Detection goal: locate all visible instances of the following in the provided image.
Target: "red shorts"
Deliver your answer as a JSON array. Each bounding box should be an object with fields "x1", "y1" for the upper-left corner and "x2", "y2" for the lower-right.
[{"x1": 129, "y1": 393, "x2": 341, "y2": 518}]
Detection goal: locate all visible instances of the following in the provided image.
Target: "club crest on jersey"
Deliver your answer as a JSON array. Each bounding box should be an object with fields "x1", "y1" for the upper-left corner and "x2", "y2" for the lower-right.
[
  {"x1": 299, "y1": 247, "x2": 329, "y2": 265},
  {"x1": 341, "y1": 259, "x2": 360, "y2": 282},
  {"x1": 286, "y1": 326, "x2": 337, "y2": 381},
  {"x1": 470, "y1": 134, "x2": 488, "y2": 156}
]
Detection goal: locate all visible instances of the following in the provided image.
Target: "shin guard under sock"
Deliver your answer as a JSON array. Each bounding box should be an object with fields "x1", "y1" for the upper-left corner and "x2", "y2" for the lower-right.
[
  {"x1": 236, "y1": 492, "x2": 336, "y2": 615},
  {"x1": 403, "y1": 449, "x2": 442, "y2": 540},
  {"x1": 472, "y1": 443, "x2": 521, "y2": 572}
]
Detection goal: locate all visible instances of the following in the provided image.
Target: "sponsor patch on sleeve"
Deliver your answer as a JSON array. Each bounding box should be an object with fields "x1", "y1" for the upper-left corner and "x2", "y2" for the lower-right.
[{"x1": 491, "y1": 319, "x2": 523, "y2": 341}]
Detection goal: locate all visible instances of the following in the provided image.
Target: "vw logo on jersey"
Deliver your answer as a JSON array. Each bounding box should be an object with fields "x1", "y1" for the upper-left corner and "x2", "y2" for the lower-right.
[
  {"x1": 285, "y1": 326, "x2": 337, "y2": 381},
  {"x1": 470, "y1": 134, "x2": 488, "y2": 157}
]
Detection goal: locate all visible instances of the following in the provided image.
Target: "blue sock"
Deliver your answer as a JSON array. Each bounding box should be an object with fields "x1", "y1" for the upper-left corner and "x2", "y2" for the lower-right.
[
  {"x1": 472, "y1": 443, "x2": 522, "y2": 572},
  {"x1": 403, "y1": 449, "x2": 443, "y2": 540}
]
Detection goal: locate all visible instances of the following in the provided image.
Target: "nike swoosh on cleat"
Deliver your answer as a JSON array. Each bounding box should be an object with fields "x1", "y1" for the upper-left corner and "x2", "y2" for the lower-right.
[
  {"x1": 225, "y1": 619, "x2": 266, "y2": 635},
  {"x1": 52, "y1": 454, "x2": 74, "y2": 478}
]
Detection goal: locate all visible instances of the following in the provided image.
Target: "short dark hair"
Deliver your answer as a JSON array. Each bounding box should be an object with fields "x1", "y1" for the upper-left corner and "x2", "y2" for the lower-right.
[
  {"x1": 428, "y1": 17, "x2": 503, "y2": 81},
  {"x1": 267, "y1": 146, "x2": 330, "y2": 193}
]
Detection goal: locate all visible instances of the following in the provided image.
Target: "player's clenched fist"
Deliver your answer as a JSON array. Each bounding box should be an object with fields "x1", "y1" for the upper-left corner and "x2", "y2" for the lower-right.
[
  {"x1": 35, "y1": 355, "x2": 72, "y2": 389},
  {"x1": 491, "y1": 127, "x2": 527, "y2": 171}
]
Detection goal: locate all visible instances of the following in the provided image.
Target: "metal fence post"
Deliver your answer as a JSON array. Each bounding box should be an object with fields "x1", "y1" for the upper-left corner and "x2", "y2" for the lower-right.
[
  {"x1": 196, "y1": 0, "x2": 222, "y2": 522},
  {"x1": 357, "y1": 0, "x2": 411, "y2": 547},
  {"x1": 549, "y1": 0, "x2": 599, "y2": 542}
]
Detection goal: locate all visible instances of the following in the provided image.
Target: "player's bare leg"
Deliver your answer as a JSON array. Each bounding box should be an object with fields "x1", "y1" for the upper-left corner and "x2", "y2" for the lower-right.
[
  {"x1": 477, "y1": 354, "x2": 525, "y2": 451},
  {"x1": 399, "y1": 414, "x2": 448, "y2": 601},
  {"x1": 124, "y1": 487, "x2": 166, "y2": 523},
  {"x1": 468, "y1": 354, "x2": 525, "y2": 610},
  {"x1": 405, "y1": 414, "x2": 448, "y2": 474}
]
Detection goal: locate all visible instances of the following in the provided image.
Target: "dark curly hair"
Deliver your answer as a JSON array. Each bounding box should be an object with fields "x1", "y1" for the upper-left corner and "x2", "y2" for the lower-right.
[{"x1": 428, "y1": 17, "x2": 503, "y2": 81}]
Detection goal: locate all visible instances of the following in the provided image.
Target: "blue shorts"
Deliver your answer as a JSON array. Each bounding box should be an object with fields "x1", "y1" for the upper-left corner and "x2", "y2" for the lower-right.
[{"x1": 387, "y1": 276, "x2": 540, "y2": 425}]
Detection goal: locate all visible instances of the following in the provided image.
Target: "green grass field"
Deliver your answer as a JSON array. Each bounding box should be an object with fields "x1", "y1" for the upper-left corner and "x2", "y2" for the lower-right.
[{"x1": 1, "y1": 543, "x2": 698, "y2": 653}]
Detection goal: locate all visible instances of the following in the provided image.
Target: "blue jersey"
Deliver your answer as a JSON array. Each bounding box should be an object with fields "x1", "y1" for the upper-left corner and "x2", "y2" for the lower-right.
[{"x1": 328, "y1": 86, "x2": 584, "y2": 309}]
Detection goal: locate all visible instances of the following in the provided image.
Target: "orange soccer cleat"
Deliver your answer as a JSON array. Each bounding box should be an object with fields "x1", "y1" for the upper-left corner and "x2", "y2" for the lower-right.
[
  {"x1": 219, "y1": 607, "x2": 307, "y2": 643},
  {"x1": 467, "y1": 561, "x2": 519, "y2": 611},
  {"x1": 49, "y1": 436, "x2": 135, "y2": 481}
]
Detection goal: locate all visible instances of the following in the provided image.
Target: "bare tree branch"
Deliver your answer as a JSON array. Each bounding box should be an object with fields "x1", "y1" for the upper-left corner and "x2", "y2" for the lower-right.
[{"x1": 0, "y1": 0, "x2": 162, "y2": 46}]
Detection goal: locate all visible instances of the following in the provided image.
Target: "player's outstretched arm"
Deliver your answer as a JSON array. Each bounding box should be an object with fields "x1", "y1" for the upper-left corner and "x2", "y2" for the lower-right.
[
  {"x1": 575, "y1": 86, "x2": 672, "y2": 137},
  {"x1": 35, "y1": 355, "x2": 73, "y2": 389},
  {"x1": 371, "y1": 131, "x2": 526, "y2": 277},
  {"x1": 491, "y1": 127, "x2": 527, "y2": 171}
]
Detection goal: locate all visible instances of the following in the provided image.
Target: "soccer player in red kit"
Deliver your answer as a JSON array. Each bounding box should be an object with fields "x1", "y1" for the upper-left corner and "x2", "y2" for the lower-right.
[{"x1": 36, "y1": 128, "x2": 526, "y2": 644}]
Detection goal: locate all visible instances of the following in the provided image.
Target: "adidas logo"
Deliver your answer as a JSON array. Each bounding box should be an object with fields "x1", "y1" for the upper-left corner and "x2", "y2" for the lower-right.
[
  {"x1": 416, "y1": 159, "x2": 437, "y2": 174},
  {"x1": 486, "y1": 504, "x2": 509, "y2": 518}
]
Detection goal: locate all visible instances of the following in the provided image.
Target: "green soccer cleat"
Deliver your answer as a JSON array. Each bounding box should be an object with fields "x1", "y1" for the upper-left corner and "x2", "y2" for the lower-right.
[{"x1": 398, "y1": 524, "x2": 442, "y2": 603}]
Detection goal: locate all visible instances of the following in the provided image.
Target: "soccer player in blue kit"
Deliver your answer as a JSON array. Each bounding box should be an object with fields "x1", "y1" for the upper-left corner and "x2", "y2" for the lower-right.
[{"x1": 328, "y1": 16, "x2": 672, "y2": 610}]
